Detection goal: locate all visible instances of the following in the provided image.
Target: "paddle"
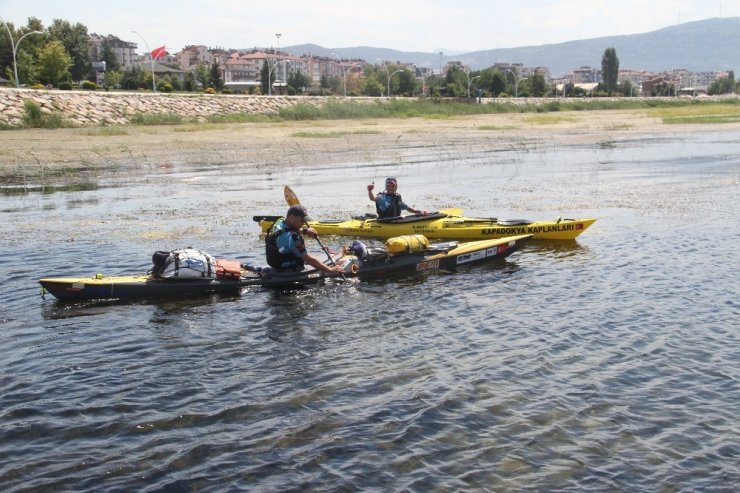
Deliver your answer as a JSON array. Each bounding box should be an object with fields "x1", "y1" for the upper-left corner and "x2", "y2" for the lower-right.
[
  {"x1": 286, "y1": 185, "x2": 463, "y2": 218},
  {"x1": 284, "y1": 185, "x2": 300, "y2": 206},
  {"x1": 283, "y1": 186, "x2": 345, "y2": 279}
]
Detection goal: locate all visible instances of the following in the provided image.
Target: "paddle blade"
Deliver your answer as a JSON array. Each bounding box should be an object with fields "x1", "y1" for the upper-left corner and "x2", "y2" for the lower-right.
[
  {"x1": 284, "y1": 186, "x2": 300, "y2": 206},
  {"x1": 438, "y1": 208, "x2": 463, "y2": 216}
]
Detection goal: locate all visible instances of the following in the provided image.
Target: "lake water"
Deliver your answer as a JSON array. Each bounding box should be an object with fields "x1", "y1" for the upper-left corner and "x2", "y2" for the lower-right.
[{"x1": 1, "y1": 130, "x2": 738, "y2": 491}]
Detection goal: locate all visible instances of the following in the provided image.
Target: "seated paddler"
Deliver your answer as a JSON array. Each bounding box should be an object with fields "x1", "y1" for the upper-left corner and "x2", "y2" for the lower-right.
[
  {"x1": 265, "y1": 204, "x2": 343, "y2": 274},
  {"x1": 367, "y1": 177, "x2": 427, "y2": 219}
]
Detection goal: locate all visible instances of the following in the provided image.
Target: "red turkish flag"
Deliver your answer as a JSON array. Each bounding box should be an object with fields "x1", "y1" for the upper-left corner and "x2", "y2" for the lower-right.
[{"x1": 151, "y1": 46, "x2": 167, "y2": 60}]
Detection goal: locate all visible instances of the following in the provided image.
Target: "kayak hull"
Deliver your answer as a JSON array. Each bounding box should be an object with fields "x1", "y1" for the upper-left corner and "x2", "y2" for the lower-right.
[
  {"x1": 39, "y1": 275, "x2": 245, "y2": 302},
  {"x1": 39, "y1": 235, "x2": 531, "y2": 302},
  {"x1": 256, "y1": 215, "x2": 596, "y2": 241}
]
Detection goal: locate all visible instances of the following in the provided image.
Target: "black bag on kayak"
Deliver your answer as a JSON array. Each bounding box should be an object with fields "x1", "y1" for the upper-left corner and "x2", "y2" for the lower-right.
[{"x1": 151, "y1": 251, "x2": 171, "y2": 276}]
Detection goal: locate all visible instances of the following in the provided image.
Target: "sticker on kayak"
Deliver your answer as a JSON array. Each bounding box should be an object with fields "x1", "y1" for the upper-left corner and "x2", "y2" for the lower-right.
[
  {"x1": 457, "y1": 250, "x2": 487, "y2": 265},
  {"x1": 416, "y1": 259, "x2": 440, "y2": 271}
]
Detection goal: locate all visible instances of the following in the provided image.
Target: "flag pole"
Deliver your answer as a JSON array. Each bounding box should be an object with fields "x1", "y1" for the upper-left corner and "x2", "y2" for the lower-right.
[{"x1": 132, "y1": 30, "x2": 156, "y2": 92}]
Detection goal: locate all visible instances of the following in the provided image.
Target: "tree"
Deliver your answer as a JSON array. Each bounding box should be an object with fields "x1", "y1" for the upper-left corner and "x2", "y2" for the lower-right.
[
  {"x1": 260, "y1": 60, "x2": 270, "y2": 94},
  {"x1": 601, "y1": 47, "x2": 619, "y2": 95},
  {"x1": 287, "y1": 69, "x2": 310, "y2": 93},
  {"x1": 195, "y1": 62, "x2": 210, "y2": 90},
  {"x1": 103, "y1": 70, "x2": 122, "y2": 90},
  {"x1": 120, "y1": 65, "x2": 143, "y2": 90},
  {"x1": 487, "y1": 70, "x2": 506, "y2": 97},
  {"x1": 397, "y1": 70, "x2": 415, "y2": 96},
  {"x1": 361, "y1": 77, "x2": 383, "y2": 96},
  {"x1": 529, "y1": 72, "x2": 547, "y2": 97},
  {"x1": 183, "y1": 71, "x2": 196, "y2": 92},
  {"x1": 48, "y1": 19, "x2": 90, "y2": 82},
  {"x1": 1, "y1": 18, "x2": 47, "y2": 85},
  {"x1": 708, "y1": 77, "x2": 735, "y2": 95},
  {"x1": 100, "y1": 40, "x2": 120, "y2": 72},
  {"x1": 209, "y1": 60, "x2": 223, "y2": 91},
  {"x1": 37, "y1": 39, "x2": 72, "y2": 85},
  {"x1": 444, "y1": 65, "x2": 468, "y2": 97}
]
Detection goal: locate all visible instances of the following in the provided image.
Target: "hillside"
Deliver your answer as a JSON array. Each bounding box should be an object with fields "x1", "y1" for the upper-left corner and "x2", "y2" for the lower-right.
[{"x1": 282, "y1": 17, "x2": 740, "y2": 76}]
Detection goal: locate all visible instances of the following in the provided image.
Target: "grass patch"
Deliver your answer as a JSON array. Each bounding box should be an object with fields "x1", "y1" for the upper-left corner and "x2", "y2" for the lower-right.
[
  {"x1": 276, "y1": 97, "x2": 740, "y2": 122},
  {"x1": 174, "y1": 123, "x2": 220, "y2": 132},
  {"x1": 205, "y1": 113, "x2": 274, "y2": 124},
  {"x1": 291, "y1": 129, "x2": 381, "y2": 138},
  {"x1": 21, "y1": 100, "x2": 71, "y2": 128},
  {"x1": 84, "y1": 126, "x2": 128, "y2": 136},
  {"x1": 477, "y1": 125, "x2": 516, "y2": 131},
  {"x1": 130, "y1": 113, "x2": 186, "y2": 125},
  {"x1": 647, "y1": 103, "x2": 740, "y2": 124},
  {"x1": 521, "y1": 114, "x2": 578, "y2": 124}
]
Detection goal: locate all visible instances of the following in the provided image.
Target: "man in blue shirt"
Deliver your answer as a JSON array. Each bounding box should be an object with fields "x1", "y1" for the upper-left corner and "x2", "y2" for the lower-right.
[
  {"x1": 265, "y1": 204, "x2": 343, "y2": 274},
  {"x1": 366, "y1": 177, "x2": 427, "y2": 219}
]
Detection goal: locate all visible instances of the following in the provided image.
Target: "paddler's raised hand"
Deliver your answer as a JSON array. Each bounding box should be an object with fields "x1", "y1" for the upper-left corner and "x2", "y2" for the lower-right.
[{"x1": 367, "y1": 182, "x2": 375, "y2": 192}]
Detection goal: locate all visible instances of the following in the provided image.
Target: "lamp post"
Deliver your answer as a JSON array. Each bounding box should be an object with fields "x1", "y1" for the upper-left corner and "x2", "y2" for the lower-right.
[
  {"x1": 343, "y1": 64, "x2": 362, "y2": 97},
  {"x1": 267, "y1": 58, "x2": 288, "y2": 96},
  {"x1": 421, "y1": 72, "x2": 438, "y2": 97},
  {"x1": 331, "y1": 52, "x2": 345, "y2": 96},
  {"x1": 1, "y1": 17, "x2": 45, "y2": 88},
  {"x1": 506, "y1": 69, "x2": 527, "y2": 98},
  {"x1": 132, "y1": 30, "x2": 156, "y2": 91},
  {"x1": 466, "y1": 73, "x2": 480, "y2": 98}
]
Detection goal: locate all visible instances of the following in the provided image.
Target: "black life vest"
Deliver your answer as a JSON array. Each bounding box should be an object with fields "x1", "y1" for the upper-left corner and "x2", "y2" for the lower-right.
[
  {"x1": 376, "y1": 192, "x2": 403, "y2": 218},
  {"x1": 265, "y1": 219, "x2": 304, "y2": 270}
]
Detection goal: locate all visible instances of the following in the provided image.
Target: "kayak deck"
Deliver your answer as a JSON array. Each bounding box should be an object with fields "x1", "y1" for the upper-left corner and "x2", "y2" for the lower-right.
[{"x1": 255, "y1": 214, "x2": 596, "y2": 241}]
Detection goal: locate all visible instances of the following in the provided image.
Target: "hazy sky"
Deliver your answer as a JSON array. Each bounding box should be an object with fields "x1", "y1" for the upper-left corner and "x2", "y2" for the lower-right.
[{"x1": 1, "y1": 0, "x2": 735, "y2": 54}]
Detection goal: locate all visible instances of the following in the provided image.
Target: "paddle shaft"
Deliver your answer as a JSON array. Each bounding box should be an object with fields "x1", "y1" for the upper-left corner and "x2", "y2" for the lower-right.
[{"x1": 311, "y1": 231, "x2": 346, "y2": 280}]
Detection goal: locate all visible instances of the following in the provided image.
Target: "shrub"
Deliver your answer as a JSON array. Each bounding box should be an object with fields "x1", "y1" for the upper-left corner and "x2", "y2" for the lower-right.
[
  {"x1": 81, "y1": 80, "x2": 98, "y2": 90},
  {"x1": 31, "y1": 83, "x2": 45, "y2": 90},
  {"x1": 221, "y1": 87, "x2": 233, "y2": 94},
  {"x1": 21, "y1": 99, "x2": 69, "y2": 128},
  {"x1": 58, "y1": 81, "x2": 73, "y2": 90},
  {"x1": 158, "y1": 82, "x2": 173, "y2": 93},
  {"x1": 204, "y1": 87, "x2": 216, "y2": 94}
]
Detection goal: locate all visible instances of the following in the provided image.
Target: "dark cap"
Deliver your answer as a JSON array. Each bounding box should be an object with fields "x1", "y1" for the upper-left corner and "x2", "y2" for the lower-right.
[
  {"x1": 385, "y1": 177, "x2": 397, "y2": 185},
  {"x1": 287, "y1": 204, "x2": 312, "y2": 222}
]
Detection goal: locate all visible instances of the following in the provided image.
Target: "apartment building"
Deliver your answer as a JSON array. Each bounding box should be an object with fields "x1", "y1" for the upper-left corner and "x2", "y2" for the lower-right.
[{"x1": 89, "y1": 33, "x2": 137, "y2": 69}]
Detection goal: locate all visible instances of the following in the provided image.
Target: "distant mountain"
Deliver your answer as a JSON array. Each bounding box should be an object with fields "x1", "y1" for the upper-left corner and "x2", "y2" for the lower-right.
[{"x1": 281, "y1": 17, "x2": 740, "y2": 76}]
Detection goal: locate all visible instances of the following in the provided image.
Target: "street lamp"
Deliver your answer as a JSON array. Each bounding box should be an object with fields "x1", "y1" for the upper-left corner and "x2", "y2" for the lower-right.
[
  {"x1": 421, "y1": 72, "x2": 438, "y2": 97},
  {"x1": 267, "y1": 58, "x2": 289, "y2": 95},
  {"x1": 330, "y1": 52, "x2": 346, "y2": 96},
  {"x1": 466, "y1": 72, "x2": 481, "y2": 98},
  {"x1": 132, "y1": 30, "x2": 156, "y2": 91},
  {"x1": 343, "y1": 64, "x2": 362, "y2": 97},
  {"x1": 387, "y1": 69, "x2": 405, "y2": 98},
  {"x1": 506, "y1": 69, "x2": 527, "y2": 98},
  {"x1": 275, "y1": 33, "x2": 281, "y2": 52},
  {"x1": 1, "y1": 17, "x2": 45, "y2": 88}
]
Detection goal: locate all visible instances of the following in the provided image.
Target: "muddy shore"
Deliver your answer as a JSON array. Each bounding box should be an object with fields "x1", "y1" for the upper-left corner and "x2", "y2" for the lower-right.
[{"x1": 2, "y1": 109, "x2": 739, "y2": 186}]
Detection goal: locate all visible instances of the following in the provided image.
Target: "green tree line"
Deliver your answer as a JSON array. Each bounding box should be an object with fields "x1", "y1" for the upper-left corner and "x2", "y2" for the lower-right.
[{"x1": 3, "y1": 17, "x2": 738, "y2": 97}]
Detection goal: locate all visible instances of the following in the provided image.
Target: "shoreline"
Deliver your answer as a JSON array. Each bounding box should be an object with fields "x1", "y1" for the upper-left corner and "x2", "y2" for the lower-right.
[{"x1": 2, "y1": 109, "x2": 739, "y2": 185}]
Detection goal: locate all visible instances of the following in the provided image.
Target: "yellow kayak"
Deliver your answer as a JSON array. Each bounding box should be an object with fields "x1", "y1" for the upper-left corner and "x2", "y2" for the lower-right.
[{"x1": 255, "y1": 213, "x2": 596, "y2": 241}]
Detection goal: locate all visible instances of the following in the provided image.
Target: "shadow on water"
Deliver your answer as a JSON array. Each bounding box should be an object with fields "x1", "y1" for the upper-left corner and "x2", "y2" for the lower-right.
[{"x1": 40, "y1": 292, "x2": 243, "y2": 320}]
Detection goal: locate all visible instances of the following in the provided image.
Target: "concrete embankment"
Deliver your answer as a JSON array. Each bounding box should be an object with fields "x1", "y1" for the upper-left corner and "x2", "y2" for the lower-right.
[{"x1": 0, "y1": 88, "x2": 365, "y2": 126}]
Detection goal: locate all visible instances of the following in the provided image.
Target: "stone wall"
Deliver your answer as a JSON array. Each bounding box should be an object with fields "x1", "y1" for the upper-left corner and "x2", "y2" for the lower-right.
[{"x1": 0, "y1": 88, "x2": 367, "y2": 126}]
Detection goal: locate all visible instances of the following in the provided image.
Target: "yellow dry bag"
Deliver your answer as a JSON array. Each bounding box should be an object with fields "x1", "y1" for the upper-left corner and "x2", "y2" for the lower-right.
[{"x1": 384, "y1": 234, "x2": 430, "y2": 254}]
